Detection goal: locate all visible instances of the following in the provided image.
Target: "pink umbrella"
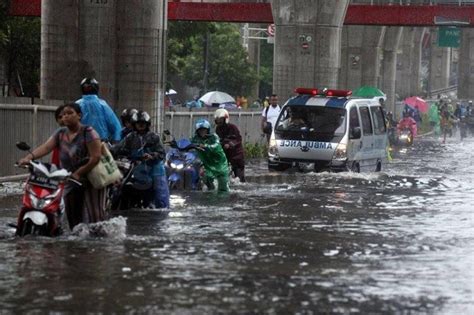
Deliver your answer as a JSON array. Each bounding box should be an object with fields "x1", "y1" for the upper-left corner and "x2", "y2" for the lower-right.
[{"x1": 404, "y1": 96, "x2": 429, "y2": 113}]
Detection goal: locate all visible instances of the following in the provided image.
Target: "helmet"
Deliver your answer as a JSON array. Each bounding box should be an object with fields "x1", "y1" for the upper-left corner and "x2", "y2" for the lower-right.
[
  {"x1": 120, "y1": 108, "x2": 138, "y2": 125},
  {"x1": 131, "y1": 110, "x2": 151, "y2": 126},
  {"x1": 214, "y1": 108, "x2": 229, "y2": 124},
  {"x1": 80, "y1": 77, "x2": 99, "y2": 95},
  {"x1": 195, "y1": 118, "x2": 211, "y2": 132}
]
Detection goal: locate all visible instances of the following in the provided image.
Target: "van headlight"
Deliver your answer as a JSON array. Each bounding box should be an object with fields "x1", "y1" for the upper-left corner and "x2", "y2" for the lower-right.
[
  {"x1": 268, "y1": 134, "x2": 279, "y2": 156},
  {"x1": 333, "y1": 143, "x2": 347, "y2": 161}
]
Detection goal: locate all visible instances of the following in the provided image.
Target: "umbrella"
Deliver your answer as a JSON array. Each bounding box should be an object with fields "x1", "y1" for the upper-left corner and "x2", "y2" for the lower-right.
[
  {"x1": 352, "y1": 86, "x2": 386, "y2": 99},
  {"x1": 404, "y1": 96, "x2": 429, "y2": 113},
  {"x1": 165, "y1": 89, "x2": 177, "y2": 95},
  {"x1": 199, "y1": 91, "x2": 235, "y2": 106}
]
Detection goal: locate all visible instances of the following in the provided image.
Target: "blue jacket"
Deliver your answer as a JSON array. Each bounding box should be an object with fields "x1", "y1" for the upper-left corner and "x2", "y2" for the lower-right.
[{"x1": 76, "y1": 95, "x2": 122, "y2": 142}]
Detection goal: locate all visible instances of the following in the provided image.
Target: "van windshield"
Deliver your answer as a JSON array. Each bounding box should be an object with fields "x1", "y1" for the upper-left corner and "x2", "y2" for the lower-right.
[{"x1": 275, "y1": 105, "x2": 346, "y2": 141}]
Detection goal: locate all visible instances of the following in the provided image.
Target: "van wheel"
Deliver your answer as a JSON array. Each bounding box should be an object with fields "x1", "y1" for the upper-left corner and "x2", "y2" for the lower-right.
[
  {"x1": 375, "y1": 162, "x2": 382, "y2": 172},
  {"x1": 350, "y1": 162, "x2": 360, "y2": 173},
  {"x1": 268, "y1": 161, "x2": 291, "y2": 172}
]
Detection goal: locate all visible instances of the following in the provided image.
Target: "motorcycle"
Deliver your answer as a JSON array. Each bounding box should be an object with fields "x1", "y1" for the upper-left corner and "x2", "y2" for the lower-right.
[
  {"x1": 397, "y1": 128, "x2": 413, "y2": 146},
  {"x1": 110, "y1": 154, "x2": 154, "y2": 210},
  {"x1": 14, "y1": 142, "x2": 75, "y2": 237},
  {"x1": 165, "y1": 138, "x2": 202, "y2": 190}
]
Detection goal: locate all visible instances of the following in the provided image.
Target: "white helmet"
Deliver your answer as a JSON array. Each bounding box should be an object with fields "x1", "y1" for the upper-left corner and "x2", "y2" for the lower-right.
[{"x1": 214, "y1": 108, "x2": 229, "y2": 124}]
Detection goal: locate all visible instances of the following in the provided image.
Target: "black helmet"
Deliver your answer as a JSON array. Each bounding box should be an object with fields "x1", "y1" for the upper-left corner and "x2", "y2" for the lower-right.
[
  {"x1": 80, "y1": 77, "x2": 99, "y2": 95},
  {"x1": 120, "y1": 108, "x2": 138, "y2": 125},
  {"x1": 131, "y1": 110, "x2": 151, "y2": 126}
]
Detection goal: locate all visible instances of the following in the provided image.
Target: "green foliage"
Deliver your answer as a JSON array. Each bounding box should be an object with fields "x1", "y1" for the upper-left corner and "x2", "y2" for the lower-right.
[
  {"x1": 168, "y1": 22, "x2": 259, "y2": 97},
  {"x1": 0, "y1": 3, "x2": 40, "y2": 97},
  {"x1": 167, "y1": 22, "x2": 216, "y2": 79},
  {"x1": 258, "y1": 41, "x2": 274, "y2": 98},
  {"x1": 244, "y1": 142, "x2": 267, "y2": 159}
]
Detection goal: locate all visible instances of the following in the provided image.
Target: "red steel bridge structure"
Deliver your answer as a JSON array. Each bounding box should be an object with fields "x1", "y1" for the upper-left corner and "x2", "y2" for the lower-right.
[{"x1": 8, "y1": 0, "x2": 474, "y2": 26}]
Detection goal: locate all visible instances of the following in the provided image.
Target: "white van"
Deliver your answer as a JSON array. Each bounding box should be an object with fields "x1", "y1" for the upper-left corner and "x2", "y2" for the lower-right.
[{"x1": 267, "y1": 88, "x2": 388, "y2": 172}]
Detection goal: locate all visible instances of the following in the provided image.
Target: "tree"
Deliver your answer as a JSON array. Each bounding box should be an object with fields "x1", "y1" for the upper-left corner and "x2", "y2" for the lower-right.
[
  {"x1": 175, "y1": 22, "x2": 258, "y2": 97},
  {"x1": 258, "y1": 40, "x2": 274, "y2": 99},
  {"x1": 0, "y1": 2, "x2": 40, "y2": 97},
  {"x1": 167, "y1": 21, "x2": 216, "y2": 81}
]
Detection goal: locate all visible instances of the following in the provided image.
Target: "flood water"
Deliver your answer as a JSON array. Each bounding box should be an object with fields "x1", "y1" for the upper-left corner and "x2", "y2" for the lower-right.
[{"x1": 0, "y1": 136, "x2": 473, "y2": 314}]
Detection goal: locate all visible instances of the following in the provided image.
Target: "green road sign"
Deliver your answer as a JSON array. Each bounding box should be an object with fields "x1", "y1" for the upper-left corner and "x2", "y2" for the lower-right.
[{"x1": 438, "y1": 26, "x2": 461, "y2": 48}]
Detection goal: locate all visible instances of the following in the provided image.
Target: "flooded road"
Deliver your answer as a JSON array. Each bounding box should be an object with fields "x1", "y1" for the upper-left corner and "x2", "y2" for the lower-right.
[{"x1": 0, "y1": 136, "x2": 473, "y2": 314}]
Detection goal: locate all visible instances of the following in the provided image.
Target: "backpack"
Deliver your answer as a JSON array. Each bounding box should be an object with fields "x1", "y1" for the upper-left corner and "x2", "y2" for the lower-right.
[{"x1": 263, "y1": 106, "x2": 273, "y2": 134}]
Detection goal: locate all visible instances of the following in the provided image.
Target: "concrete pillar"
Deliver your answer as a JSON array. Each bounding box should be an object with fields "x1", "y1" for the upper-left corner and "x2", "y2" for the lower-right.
[
  {"x1": 116, "y1": 0, "x2": 167, "y2": 129},
  {"x1": 41, "y1": 0, "x2": 83, "y2": 102},
  {"x1": 360, "y1": 26, "x2": 385, "y2": 88},
  {"x1": 271, "y1": 0, "x2": 350, "y2": 101},
  {"x1": 458, "y1": 28, "x2": 474, "y2": 100},
  {"x1": 381, "y1": 27, "x2": 403, "y2": 114},
  {"x1": 411, "y1": 28, "x2": 426, "y2": 97},
  {"x1": 41, "y1": 0, "x2": 167, "y2": 129},
  {"x1": 246, "y1": 24, "x2": 262, "y2": 102},
  {"x1": 396, "y1": 27, "x2": 426, "y2": 99},
  {"x1": 340, "y1": 25, "x2": 364, "y2": 90},
  {"x1": 429, "y1": 28, "x2": 451, "y2": 93}
]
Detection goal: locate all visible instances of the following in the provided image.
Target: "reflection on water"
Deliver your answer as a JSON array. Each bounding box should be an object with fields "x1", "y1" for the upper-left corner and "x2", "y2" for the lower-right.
[{"x1": 0, "y1": 137, "x2": 473, "y2": 313}]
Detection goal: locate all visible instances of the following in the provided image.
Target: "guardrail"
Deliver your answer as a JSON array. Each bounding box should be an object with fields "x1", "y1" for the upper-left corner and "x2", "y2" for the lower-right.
[
  {"x1": 428, "y1": 85, "x2": 458, "y2": 99},
  {"x1": 0, "y1": 104, "x2": 264, "y2": 178}
]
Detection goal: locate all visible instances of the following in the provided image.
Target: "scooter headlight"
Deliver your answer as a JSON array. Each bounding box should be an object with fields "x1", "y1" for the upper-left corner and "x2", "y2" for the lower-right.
[
  {"x1": 41, "y1": 198, "x2": 54, "y2": 209},
  {"x1": 333, "y1": 143, "x2": 347, "y2": 161},
  {"x1": 170, "y1": 162, "x2": 184, "y2": 170},
  {"x1": 29, "y1": 193, "x2": 40, "y2": 209}
]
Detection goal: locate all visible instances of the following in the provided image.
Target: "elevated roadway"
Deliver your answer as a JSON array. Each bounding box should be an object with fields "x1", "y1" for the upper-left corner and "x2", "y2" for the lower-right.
[{"x1": 9, "y1": 1, "x2": 474, "y2": 26}]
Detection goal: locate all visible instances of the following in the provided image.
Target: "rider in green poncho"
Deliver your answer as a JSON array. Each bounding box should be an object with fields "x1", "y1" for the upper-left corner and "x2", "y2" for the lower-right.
[
  {"x1": 428, "y1": 102, "x2": 441, "y2": 136},
  {"x1": 192, "y1": 119, "x2": 229, "y2": 192}
]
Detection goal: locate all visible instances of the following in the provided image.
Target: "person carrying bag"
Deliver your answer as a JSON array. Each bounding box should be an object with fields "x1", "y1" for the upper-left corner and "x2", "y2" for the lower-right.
[
  {"x1": 87, "y1": 142, "x2": 122, "y2": 189},
  {"x1": 18, "y1": 103, "x2": 107, "y2": 230},
  {"x1": 261, "y1": 94, "x2": 281, "y2": 142}
]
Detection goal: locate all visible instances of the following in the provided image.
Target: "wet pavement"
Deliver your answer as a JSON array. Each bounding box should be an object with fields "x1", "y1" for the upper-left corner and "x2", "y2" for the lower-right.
[{"x1": 0, "y1": 136, "x2": 473, "y2": 314}]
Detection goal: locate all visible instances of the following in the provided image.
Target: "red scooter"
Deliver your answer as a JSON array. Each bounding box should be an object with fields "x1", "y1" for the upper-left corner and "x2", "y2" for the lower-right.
[{"x1": 14, "y1": 142, "x2": 76, "y2": 237}]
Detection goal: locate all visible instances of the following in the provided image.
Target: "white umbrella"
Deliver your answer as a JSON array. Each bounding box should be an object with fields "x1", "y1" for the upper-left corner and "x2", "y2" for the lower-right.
[
  {"x1": 165, "y1": 89, "x2": 177, "y2": 95},
  {"x1": 199, "y1": 91, "x2": 235, "y2": 106}
]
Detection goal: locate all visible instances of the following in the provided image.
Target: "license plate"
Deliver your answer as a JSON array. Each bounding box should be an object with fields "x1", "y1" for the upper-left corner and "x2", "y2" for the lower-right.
[{"x1": 30, "y1": 174, "x2": 59, "y2": 188}]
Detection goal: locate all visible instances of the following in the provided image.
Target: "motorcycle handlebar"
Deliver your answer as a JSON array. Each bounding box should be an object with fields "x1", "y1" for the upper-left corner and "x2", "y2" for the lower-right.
[{"x1": 67, "y1": 178, "x2": 83, "y2": 186}]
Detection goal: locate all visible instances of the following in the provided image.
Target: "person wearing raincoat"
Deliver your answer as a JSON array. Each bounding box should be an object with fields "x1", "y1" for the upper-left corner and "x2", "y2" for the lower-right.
[
  {"x1": 191, "y1": 119, "x2": 229, "y2": 192},
  {"x1": 76, "y1": 78, "x2": 122, "y2": 143},
  {"x1": 214, "y1": 109, "x2": 245, "y2": 183},
  {"x1": 428, "y1": 102, "x2": 441, "y2": 136},
  {"x1": 112, "y1": 110, "x2": 170, "y2": 208},
  {"x1": 397, "y1": 111, "x2": 418, "y2": 138}
]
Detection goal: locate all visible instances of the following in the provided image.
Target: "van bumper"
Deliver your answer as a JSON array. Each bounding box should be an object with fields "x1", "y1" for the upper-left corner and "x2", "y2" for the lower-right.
[{"x1": 269, "y1": 157, "x2": 348, "y2": 172}]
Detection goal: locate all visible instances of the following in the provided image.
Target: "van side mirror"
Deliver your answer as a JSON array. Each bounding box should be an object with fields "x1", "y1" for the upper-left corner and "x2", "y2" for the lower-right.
[{"x1": 350, "y1": 127, "x2": 362, "y2": 139}]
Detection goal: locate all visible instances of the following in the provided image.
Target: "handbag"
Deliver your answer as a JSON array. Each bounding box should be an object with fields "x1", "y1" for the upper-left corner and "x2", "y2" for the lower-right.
[
  {"x1": 263, "y1": 122, "x2": 272, "y2": 134},
  {"x1": 87, "y1": 143, "x2": 123, "y2": 189}
]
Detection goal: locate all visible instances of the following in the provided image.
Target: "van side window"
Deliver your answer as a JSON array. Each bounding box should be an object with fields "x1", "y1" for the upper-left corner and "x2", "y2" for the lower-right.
[
  {"x1": 371, "y1": 106, "x2": 387, "y2": 135},
  {"x1": 360, "y1": 107, "x2": 373, "y2": 135},
  {"x1": 349, "y1": 107, "x2": 360, "y2": 129}
]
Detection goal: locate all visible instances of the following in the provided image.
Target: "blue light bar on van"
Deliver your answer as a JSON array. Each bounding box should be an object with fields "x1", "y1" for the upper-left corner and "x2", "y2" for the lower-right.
[
  {"x1": 295, "y1": 88, "x2": 318, "y2": 96},
  {"x1": 325, "y1": 89, "x2": 352, "y2": 97}
]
